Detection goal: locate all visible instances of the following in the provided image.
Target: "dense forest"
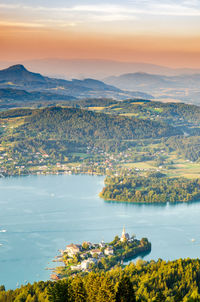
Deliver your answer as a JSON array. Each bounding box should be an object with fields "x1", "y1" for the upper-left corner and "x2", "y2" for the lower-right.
[
  {"x1": 100, "y1": 175, "x2": 200, "y2": 203},
  {"x1": 17, "y1": 107, "x2": 180, "y2": 141},
  {"x1": 0, "y1": 108, "x2": 33, "y2": 119},
  {"x1": 165, "y1": 136, "x2": 200, "y2": 162},
  {"x1": 2, "y1": 258, "x2": 200, "y2": 301}
]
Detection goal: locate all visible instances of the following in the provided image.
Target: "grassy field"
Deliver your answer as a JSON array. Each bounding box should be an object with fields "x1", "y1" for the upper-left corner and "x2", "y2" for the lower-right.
[
  {"x1": 87, "y1": 107, "x2": 105, "y2": 111},
  {"x1": 5, "y1": 117, "x2": 25, "y2": 129},
  {"x1": 120, "y1": 113, "x2": 139, "y2": 117},
  {"x1": 123, "y1": 161, "x2": 156, "y2": 170},
  {"x1": 122, "y1": 155, "x2": 200, "y2": 179}
]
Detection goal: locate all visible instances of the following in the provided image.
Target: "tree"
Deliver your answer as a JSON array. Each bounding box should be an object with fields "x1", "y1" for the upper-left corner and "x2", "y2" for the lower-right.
[
  {"x1": 71, "y1": 277, "x2": 87, "y2": 302},
  {"x1": 85, "y1": 273, "x2": 101, "y2": 302},
  {"x1": 115, "y1": 276, "x2": 136, "y2": 302},
  {"x1": 47, "y1": 279, "x2": 72, "y2": 302},
  {"x1": 96, "y1": 276, "x2": 115, "y2": 302},
  {"x1": 0, "y1": 285, "x2": 5, "y2": 291}
]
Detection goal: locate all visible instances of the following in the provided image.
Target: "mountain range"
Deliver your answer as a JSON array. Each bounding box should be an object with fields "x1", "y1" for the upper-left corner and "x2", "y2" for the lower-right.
[
  {"x1": 1, "y1": 59, "x2": 200, "y2": 80},
  {"x1": 0, "y1": 65, "x2": 152, "y2": 103},
  {"x1": 105, "y1": 72, "x2": 200, "y2": 90},
  {"x1": 104, "y1": 72, "x2": 200, "y2": 105},
  {"x1": 1, "y1": 64, "x2": 200, "y2": 107}
]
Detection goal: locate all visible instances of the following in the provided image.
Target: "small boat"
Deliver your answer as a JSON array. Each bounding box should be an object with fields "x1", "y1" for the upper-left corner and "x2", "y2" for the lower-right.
[
  {"x1": 0, "y1": 230, "x2": 6, "y2": 233},
  {"x1": 191, "y1": 238, "x2": 196, "y2": 242}
]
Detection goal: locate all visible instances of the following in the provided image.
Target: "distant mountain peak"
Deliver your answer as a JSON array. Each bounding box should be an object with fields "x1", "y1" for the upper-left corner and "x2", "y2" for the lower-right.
[
  {"x1": 6, "y1": 64, "x2": 27, "y2": 72},
  {"x1": 131, "y1": 72, "x2": 149, "y2": 75},
  {"x1": 0, "y1": 64, "x2": 45, "y2": 84}
]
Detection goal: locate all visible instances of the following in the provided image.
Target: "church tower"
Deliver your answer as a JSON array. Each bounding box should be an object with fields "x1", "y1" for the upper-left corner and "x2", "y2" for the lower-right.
[
  {"x1": 120, "y1": 226, "x2": 130, "y2": 242},
  {"x1": 122, "y1": 226, "x2": 126, "y2": 236}
]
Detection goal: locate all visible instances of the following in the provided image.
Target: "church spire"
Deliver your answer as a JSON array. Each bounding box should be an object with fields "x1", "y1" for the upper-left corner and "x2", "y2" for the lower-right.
[{"x1": 121, "y1": 226, "x2": 130, "y2": 242}]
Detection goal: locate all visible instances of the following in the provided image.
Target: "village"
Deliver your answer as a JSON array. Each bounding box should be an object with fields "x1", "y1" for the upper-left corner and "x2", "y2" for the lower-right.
[
  {"x1": 51, "y1": 228, "x2": 151, "y2": 280},
  {"x1": 0, "y1": 142, "x2": 170, "y2": 178}
]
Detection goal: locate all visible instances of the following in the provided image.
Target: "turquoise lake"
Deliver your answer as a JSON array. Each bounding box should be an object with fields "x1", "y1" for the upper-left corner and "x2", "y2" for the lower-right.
[{"x1": 0, "y1": 174, "x2": 200, "y2": 289}]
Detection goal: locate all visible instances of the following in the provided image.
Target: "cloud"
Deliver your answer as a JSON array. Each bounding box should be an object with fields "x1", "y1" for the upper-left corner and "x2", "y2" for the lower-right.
[
  {"x1": 0, "y1": 20, "x2": 44, "y2": 28},
  {"x1": 0, "y1": 3, "x2": 20, "y2": 9},
  {"x1": 150, "y1": 3, "x2": 200, "y2": 16},
  {"x1": 0, "y1": 1, "x2": 200, "y2": 30},
  {"x1": 0, "y1": 2, "x2": 199, "y2": 16},
  {"x1": 0, "y1": 4, "x2": 141, "y2": 26}
]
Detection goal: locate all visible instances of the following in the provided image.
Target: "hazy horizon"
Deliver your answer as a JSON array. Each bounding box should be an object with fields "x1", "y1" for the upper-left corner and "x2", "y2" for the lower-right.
[
  {"x1": 2, "y1": 57, "x2": 200, "y2": 70},
  {"x1": 1, "y1": 58, "x2": 200, "y2": 81},
  {"x1": 0, "y1": 0, "x2": 200, "y2": 68}
]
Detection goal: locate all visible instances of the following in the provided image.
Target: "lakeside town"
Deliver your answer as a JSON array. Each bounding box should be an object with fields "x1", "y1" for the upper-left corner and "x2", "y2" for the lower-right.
[
  {"x1": 51, "y1": 227, "x2": 151, "y2": 280},
  {"x1": 0, "y1": 142, "x2": 188, "y2": 179},
  {"x1": 0, "y1": 143, "x2": 168, "y2": 176}
]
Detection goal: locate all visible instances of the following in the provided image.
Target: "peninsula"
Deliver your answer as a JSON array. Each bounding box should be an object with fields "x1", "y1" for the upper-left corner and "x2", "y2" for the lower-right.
[
  {"x1": 100, "y1": 174, "x2": 200, "y2": 204},
  {"x1": 51, "y1": 228, "x2": 151, "y2": 280}
]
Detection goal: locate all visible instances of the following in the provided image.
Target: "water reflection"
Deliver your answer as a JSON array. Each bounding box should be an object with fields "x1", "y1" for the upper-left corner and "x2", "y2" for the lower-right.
[{"x1": 105, "y1": 199, "x2": 200, "y2": 208}]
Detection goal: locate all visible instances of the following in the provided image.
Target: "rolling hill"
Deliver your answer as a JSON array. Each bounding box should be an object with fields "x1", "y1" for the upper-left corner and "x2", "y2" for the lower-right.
[{"x1": 15, "y1": 106, "x2": 181, "y2": 141}]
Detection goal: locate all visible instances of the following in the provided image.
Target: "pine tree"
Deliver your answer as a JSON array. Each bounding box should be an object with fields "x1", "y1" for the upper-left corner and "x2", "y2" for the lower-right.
[
  {"x1": 84, "y1": 272, "x2": 101, "y2": 302},
  {"x1": 71, "y1": 277, "x2": 87, "y2": 302},
  {"x1": 47, "y1": 280, "x2": 72, "y2": 302},
  {"x1": 115, "y1": 276, "x2": 136, "y2": 302},
  {"x1": 96, "y1": 276, "x2": 115, "y2": 302}
]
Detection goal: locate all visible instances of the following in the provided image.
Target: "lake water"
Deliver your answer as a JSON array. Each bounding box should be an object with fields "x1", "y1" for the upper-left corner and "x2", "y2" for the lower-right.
[{"x1": 0, "y1": 174, "x2": 200, "y2": 289}]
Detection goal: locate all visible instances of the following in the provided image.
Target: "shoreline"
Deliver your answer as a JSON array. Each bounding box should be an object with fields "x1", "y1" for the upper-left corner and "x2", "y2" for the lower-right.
[{"x1": 1, "y1": 172, "x2": 200, "y2": 205}]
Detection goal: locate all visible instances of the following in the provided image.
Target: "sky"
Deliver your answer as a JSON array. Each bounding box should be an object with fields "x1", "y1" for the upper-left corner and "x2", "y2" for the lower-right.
[{"x1": 0, "y1": 0, "x2": 200, "y2": 67}]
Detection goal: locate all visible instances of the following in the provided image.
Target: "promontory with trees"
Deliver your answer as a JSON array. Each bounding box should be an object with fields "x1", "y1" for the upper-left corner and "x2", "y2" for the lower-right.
[
  {"x1": 52, "y1": 228, "x2": 151, "y2": 280},
  {"x1": 100, "y1": 174, "x2": 200, "y2": 203}
]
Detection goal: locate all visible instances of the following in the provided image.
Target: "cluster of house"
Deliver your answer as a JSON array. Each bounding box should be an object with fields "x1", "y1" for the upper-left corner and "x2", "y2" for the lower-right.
[
  {"x1": 61, "y1": 227, "x2": 133, "y2": 272},
  {"x1": 63, "y1": 241, "x2": 114, "y2": 271}
]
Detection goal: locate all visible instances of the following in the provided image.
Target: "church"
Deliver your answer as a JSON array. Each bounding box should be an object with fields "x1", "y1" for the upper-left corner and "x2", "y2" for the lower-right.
[{"x1": 120, "y1": 226, "x2": 130, "y2": 242}]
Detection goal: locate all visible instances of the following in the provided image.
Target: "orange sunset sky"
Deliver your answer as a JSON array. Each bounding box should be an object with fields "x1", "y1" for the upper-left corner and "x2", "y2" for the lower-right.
[{"x1": 0, "y1": 0, "x2": 200, "y2": 68}]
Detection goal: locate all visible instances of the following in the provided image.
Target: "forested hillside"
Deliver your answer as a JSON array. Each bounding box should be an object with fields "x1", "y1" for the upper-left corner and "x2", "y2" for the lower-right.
[
  {"x1": 98, "y1": 99, "x2": 200, "y2": 126},
  {"x1": 16, "y1": 106, "x2": 181, "y2": 141},
  {"x1": 165, "y1": 136, "x2": 200, "y2": 162},
  {"x1": 1, "y1": 258, "x2": 200, "y2": 301}
]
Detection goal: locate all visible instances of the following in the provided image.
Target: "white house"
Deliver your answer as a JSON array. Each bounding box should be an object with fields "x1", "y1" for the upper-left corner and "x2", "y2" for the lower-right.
[
  {"x1": 71, "y1": 264, "x2": 81, "y2": 271},
  {"x1": 104, "y1": 247, "x2": 114, "y2": 256},
  {"x1": 81, "y1": 258, "x2": 97, "y2": 270},
  {"x1": 99, "y1": 241, "x2": 106, "y2": 248},
  {"x1": 65, "y1": 244, "x2": 82, "y2": 257},
  {"x1": 90, "y1": 249, "x2": 103, "y2": 257}
]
